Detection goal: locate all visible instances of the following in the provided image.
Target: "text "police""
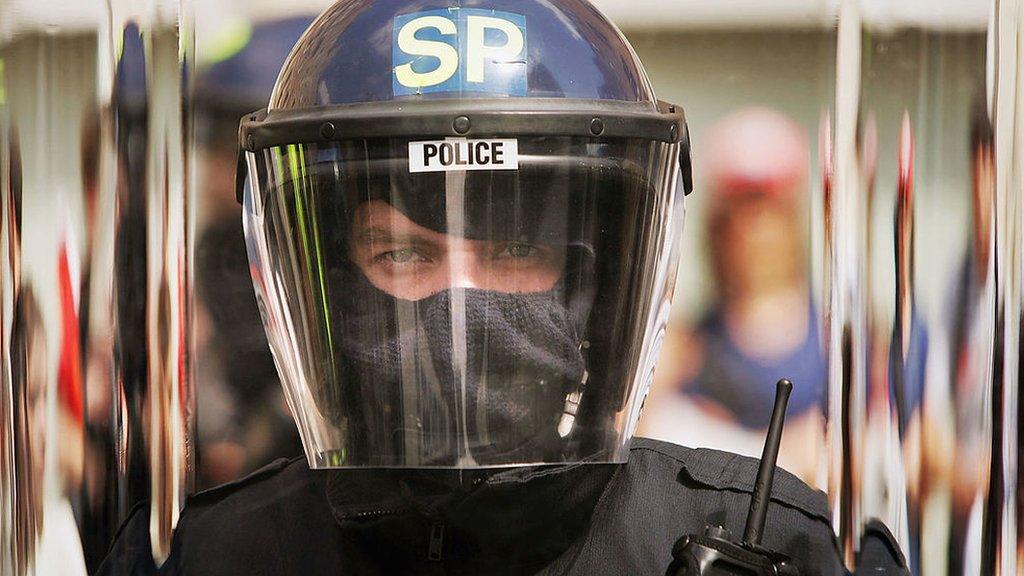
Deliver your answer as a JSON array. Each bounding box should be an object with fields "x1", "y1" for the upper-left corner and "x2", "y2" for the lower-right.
[{"x1": 408, "y1": 139, "x2": 520, "y2": 173}]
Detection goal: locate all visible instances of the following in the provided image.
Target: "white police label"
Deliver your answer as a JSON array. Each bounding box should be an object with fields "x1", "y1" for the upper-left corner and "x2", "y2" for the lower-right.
[
  {"x1": 409, "y1": 139, "x2": 519, "y2": 173},
  {"x1": 393, "y1": 9, "x2": 528, "y2": 97}
]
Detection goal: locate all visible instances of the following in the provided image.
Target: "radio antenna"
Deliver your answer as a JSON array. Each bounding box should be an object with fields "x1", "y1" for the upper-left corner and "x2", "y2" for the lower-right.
[{"x1": 742, "y1": 379, "x2": 793, "y2": 546}]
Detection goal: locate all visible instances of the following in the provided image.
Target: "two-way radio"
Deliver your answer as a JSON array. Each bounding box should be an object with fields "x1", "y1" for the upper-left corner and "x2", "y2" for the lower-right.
[{"x1": 666, "y1": 378, "x2": 799, "y2": 576}]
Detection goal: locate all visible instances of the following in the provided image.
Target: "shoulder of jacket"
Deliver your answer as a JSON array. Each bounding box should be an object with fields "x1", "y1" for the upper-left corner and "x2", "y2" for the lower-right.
[
  {"x1": 628, "y1": 437, "x2": 830, "y2": 524},
  {"x1": 187, "y1": 457, "x2": 305, "y2": 507}
]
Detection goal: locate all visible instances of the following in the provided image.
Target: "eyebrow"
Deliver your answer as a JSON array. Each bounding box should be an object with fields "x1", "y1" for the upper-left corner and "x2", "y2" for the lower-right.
[{"x1": 355, "y1": 226, "x2": 438, "y2": 247}]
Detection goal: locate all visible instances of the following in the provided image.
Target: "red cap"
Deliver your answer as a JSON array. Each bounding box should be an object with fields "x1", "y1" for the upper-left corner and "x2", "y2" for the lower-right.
[{"x1": 704, "y1": 107, "x2": 809, "y2": 200}]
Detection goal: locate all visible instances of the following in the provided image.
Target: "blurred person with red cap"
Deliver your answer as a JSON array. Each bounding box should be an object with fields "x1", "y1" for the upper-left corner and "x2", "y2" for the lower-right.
[{"x1": 642, "y1": 107, "x2": 826, "y2": 485}]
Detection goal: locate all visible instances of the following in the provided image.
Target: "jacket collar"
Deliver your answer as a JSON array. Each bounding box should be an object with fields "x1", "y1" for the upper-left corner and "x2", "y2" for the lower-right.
[{"x1": 324, "y1": 463, "x2": 619, "y2": 573}]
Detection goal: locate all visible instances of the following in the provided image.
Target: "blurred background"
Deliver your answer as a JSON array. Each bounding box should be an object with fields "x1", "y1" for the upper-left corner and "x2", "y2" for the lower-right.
[{"x1": 0, "y1": 0, "x2": 1018, "y2": 575}]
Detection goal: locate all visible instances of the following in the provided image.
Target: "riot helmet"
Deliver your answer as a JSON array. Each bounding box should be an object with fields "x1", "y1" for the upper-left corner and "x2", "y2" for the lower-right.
[{"x1": 238, "y1": 0, "x2": 692, "y2": 469}]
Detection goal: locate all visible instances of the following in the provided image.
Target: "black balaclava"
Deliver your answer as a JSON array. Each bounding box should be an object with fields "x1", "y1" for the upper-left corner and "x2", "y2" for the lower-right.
[{"x1": 327, "y1": 255, "x2": 592, "y2": 466}]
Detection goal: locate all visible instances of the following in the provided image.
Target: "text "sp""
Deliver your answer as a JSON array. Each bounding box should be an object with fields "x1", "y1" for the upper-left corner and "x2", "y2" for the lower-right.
[{"x1": 393, "y1": 9, "x2": 528, "y2": 97}]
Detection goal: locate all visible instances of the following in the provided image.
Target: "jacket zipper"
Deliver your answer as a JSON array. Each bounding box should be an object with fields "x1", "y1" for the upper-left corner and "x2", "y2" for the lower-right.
[
  {"x1": 428, "y1": 521, "x2": 445, "y2": 562},
  {"x1": 351, "y1": 509, "x2": 402, "y2": 519}
]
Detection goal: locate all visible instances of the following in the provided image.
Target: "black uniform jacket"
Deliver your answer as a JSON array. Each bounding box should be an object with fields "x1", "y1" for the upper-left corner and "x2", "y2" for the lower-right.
[{"x1": 97, "y1": 438, "x2": 904, "y2": 575}]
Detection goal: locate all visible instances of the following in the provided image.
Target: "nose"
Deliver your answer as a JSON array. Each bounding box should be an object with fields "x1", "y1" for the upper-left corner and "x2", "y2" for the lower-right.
[{"x1": 448, "y1": 244, "x2": 485, "y2": 291}]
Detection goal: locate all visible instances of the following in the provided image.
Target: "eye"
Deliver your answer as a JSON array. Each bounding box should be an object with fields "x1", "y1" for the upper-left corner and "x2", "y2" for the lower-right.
[
  {"x1": 503, "y1": 243, "x2": 537, "y2": 259},
  {"x1": 377, "y1": 248, "x2": 424, "y2": 264}
]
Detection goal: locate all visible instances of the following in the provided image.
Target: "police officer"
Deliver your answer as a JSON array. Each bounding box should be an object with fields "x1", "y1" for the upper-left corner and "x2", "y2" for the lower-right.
[{"x1": 98, "y1": 1, "x2": 908, "y2": 574}]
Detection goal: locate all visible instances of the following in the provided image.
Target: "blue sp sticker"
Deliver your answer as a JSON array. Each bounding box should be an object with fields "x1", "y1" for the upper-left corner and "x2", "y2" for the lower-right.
[{"x1": 393, "y1": 9, "x2": 528, "y2": 97}]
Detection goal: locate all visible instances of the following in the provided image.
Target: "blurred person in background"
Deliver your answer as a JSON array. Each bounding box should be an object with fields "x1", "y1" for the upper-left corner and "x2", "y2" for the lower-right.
[
  {"x1": 861, "y1": 113, "x2": 930, "y2": 575},
  {"x1": 192, "y1": 16, "x2": 312, "y2": 488},
  {"x1": 642, "y1": 107, "x2": 825, "y2": 485},
  {"x1": 12, "y1": 284, "x2": 88, "y2": 575},
  {"x1": 10, "y1": 288, "x2": 47, "y2": 575},
  {"x1": 943, "y1": 99, "x2": 996, "y2": 575}
]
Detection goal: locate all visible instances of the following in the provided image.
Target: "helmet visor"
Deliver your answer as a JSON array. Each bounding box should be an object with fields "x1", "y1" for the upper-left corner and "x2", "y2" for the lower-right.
[{"x1": 244, "y1": 135, "x2": 683, "y2": 468}]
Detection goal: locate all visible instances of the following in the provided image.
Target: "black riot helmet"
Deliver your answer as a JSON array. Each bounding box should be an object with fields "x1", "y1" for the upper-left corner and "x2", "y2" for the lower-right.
[{"x1": 238, "y1": 0, "x2": 693, "y2": 469}]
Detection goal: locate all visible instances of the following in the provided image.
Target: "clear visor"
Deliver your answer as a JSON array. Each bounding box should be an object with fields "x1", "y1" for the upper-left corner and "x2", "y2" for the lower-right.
[{"x1": 244, "y1": 136, "x2": 683, "y2": 468}]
